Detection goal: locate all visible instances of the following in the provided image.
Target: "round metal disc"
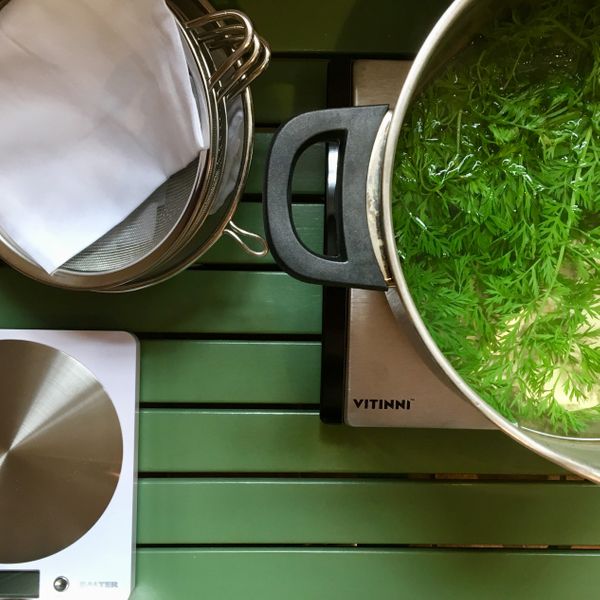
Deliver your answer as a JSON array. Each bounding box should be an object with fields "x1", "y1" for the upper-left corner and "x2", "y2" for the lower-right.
[{"x1": 0, "y1": 340, "x2": 123, "y2": 564}]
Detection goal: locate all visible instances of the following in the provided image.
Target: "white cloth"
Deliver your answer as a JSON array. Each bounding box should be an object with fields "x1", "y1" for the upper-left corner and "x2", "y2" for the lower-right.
[{"x1": 0, "y1": 0, "x2": 207, "y2": 273}]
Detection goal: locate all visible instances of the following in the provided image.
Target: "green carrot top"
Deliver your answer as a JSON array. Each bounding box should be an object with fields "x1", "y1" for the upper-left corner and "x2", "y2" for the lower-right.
[{"x1": 393, "y1": 0, "x2": 600, "y2": 435}]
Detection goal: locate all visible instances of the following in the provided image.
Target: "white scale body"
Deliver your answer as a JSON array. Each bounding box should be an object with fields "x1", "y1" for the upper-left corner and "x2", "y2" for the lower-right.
[{"x1": 0, "y1": 330, "x2": 138, "y2": 600}]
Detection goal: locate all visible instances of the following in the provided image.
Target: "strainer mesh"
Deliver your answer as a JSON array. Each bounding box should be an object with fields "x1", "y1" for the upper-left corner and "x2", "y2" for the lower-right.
[{"x1": 63, "y1": 159, "x2": 199, "y2": 273}]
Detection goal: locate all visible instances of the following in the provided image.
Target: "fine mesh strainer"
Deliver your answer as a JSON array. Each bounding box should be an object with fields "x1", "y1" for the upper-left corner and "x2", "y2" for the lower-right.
[
  {"x1": 0, "y1": 0, "x2": 269, "y2": 291},
  {"x1": 63, "y1": 160, "x2": 200, "y2": 275}
]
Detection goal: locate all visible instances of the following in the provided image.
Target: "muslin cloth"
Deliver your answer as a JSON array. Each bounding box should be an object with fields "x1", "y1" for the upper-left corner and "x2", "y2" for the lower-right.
[{"x1": 0, "y1": 0, "x2": 207, "y2": 273}]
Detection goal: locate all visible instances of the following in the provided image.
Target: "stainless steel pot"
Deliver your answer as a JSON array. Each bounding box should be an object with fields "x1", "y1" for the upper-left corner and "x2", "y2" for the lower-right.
[
  {"x1": 0, "y1": 0, "x2": 269, "y2": 292},
  {"x1": 264, "y1": 0, "x2": 600, "y2": 482}
]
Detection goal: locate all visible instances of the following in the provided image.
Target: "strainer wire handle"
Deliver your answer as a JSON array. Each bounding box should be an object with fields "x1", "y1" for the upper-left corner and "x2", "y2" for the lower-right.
[
  {"x1": 225, "y1": 221, "x2": 269, "y2": 258},
  {"x1": 215, "y1": 33, "x2": 269, "y2": 101},
  {"x1": 186, "y1": 10, "x2": 271, "y2": 102}
]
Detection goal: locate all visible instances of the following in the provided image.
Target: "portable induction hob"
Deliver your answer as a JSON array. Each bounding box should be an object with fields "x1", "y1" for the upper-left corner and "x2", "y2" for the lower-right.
[
  {"x1": 321, "y1": 60, "x2": 494, "y2": 431},
  {"x1": 0, "y1": 330, "x2": 138, "y2": 600}
]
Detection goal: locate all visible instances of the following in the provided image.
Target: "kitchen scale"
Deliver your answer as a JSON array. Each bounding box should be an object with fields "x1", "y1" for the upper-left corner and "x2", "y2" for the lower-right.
[
  {"x1": 0, "y1": 330, "x2": 138, "y2": 600},
  {"x1": 321, "y1": 60, "x2": 494, "y2": 430}
]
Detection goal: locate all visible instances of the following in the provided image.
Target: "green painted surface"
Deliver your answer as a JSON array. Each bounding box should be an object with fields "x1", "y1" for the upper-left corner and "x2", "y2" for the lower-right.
[
  {"x1": 141, "y1": 341, "x2": 321, "y2": 404},
  {"x1": 251, "y1": 59, "x2": 328, "y2": 124},
  {"x1": 133, "y1": 549, "x2": 600, "y2": 600},
  {"x1": 138, "y1": 411, "x2": 559, "y2": 475},
  {"x1": 202, "y1": 203, "x2": 323, "y2": 265},
  {"x1": 247, "y1": 131, "x2": 325, "y2": 195},
  {"x1": 0, "y1": 270, "x2": 322, "y2": 334},
  {"x1": 137, "y1": 479, "x2": 600, "y2": 546},
  {"x1": 212, "y1": 0, "x2": 453, "y2": 55}
]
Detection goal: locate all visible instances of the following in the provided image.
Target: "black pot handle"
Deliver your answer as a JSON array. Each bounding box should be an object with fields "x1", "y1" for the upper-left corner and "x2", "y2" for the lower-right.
[{"x1": 264, "y1": 105, "x2": 389, "y2": 290}]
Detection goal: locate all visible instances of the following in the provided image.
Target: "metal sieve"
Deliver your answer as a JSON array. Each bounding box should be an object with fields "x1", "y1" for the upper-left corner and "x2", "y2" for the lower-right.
[{"x1": 0, "y1": 0, "x2": 269, "y2": 291}]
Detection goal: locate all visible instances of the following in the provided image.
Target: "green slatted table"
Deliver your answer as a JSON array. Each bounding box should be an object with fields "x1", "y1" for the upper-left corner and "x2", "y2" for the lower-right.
[{"x1": 4, "y1": 2, "x2": 599, "y2": 598}]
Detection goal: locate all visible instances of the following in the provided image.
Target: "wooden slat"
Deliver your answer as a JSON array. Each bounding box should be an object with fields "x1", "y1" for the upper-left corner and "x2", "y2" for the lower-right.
[
  {"x1": 137, "y1": 479, "x2": 600, "y2": 546},
  {"x1": 212, "y1": 0, "x2": 453, "y2": 55},
  {"x1": 251, "y1": 59, "x2": 328, "y2": 124},
  {"x1": 138, "y1": 411, "x2": 561, "y2": 475},
  {"x1": 246, "y1": 132, "x2": 325, "y2": 195},
  {"x1": 0, "y1": 270, "x2": 322, "y2": 334},
  {"x1": 133, "y1": 548, "x2": 600, "y2": 600},
  {"x1": 202, "y1": 203, "x2": 323, "y2": 265},
  {"x1": 141, "y1": 341, "x2": 320, "y2": 404}
]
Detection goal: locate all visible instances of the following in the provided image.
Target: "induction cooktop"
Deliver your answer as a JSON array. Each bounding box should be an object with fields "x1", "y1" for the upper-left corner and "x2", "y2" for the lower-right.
[{"x1": 320, "y1": 60, "x2": 494, "y2": 431}]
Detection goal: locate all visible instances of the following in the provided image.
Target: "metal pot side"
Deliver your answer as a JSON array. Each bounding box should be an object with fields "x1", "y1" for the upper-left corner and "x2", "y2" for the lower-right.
[{"x1": 379, "y1": 0, "x2": 600, "y2": 482}]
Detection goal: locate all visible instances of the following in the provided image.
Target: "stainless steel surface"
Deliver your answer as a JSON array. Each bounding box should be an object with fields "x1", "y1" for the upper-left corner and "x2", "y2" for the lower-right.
[
  {"x1": 347, "y1": 289, "x2": 494, "y2": 429},
  {"x1": 370, "y1": 0, "x2": 600, "y2": 479},
  {"x1": 0, "y1": 0, "x2": 269, "y2": 292},
  {"x1": 347, "y1": 60, "x2": 491, "y2": 430},
  {"x1": 0, "y1": 340, "x2": 123, "y2": 564},
  {"x1": 353, "y1": 60, "x2": 413, "y2": 107}
]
